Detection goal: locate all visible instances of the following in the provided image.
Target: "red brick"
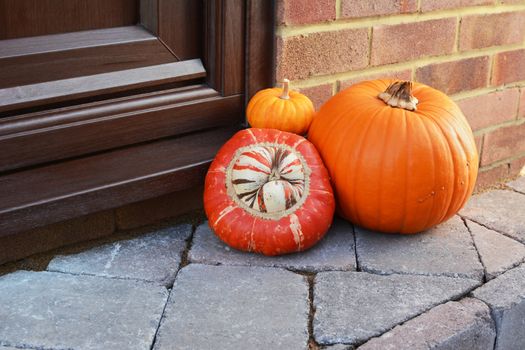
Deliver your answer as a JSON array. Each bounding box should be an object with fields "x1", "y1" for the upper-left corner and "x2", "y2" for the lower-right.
[
  {"x1": 475, "y1": 164, "x2": 510, "y2": 191},
  {"x1": 510, "y1": 156, "x2": 525, "y2": 177},
  {"x1": 116, "y1": 186, "x2": 203, "y2": 230},
  {"x1": 341, "y1": 0, "x2": 417, "y2": 18},
  {"x1": 276, "y1": 29, "x2": 369, "y2": 81},
  {"x1": 339, "y1": 69, "x2": 412, "y2": 90},
  {"x1": 460, "y1": 12, "x2": 525, "y2": 51},
  {"x1": 481, "y1": 122, "x2": 525, "y2": 165},
  {"x1": 456, "y1": 89, "x2": 520, "y2": 131},
  {"x1": 519, "y1": 89, "x2": 525, "y2": 119},
  {"x1": 0, "y1": 210, "x2": 115, "y2": 265},
  {"x1": 276, "y1": 0, "x2": 336, "y2": 25},
  {"x1": 416, "y1": 56, "x2": 490, "y2": 95},
  {"x1": 297, "y1": 83, "x2": 333, "y2": 111},
  {"x1": 371, "y1": 18, "x2": 456, "y2": 66},
  {"x1": 492, "y1": 49, "x2": 525, "y2": 86},
  {"x1": 421, "y1": 0, "x2": 492, "y2": 11}
]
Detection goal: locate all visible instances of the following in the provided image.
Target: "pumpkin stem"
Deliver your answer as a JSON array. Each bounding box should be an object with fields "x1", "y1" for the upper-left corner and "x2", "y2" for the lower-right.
[
  {"x1": 280, "y1": 79, "x2": 290, "y2": 100},
  {"x1": 378, "y1": 81, "x2": 419, "y2": 111}
]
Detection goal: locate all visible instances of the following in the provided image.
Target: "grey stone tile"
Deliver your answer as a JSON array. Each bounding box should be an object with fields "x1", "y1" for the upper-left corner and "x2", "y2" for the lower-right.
[
  {"x1": 358, "y1": 298, "x2": 495, "y2": 350},
  {"x1": 472, "y1": 263, "x2": 525, "y2": 350},
  {"x1": 467, "y1": 220, "x2": 525, "y2": 280},
  {"x1": 313, "y1": 271, "x2": 480, "y2": 346},
  {"x1": 355, "y1": 216, "x2": 483, "y2": 280},
  {"x1": 153, "y1": 264, "x2": 309, "y2": 350},
  {"x1": 461, "y1": 190, "x2": 525, "y2": 244},
  {"x1": 189, "y1": 218, "x2": 356, "y2": 272},
  {"x1": 0, "y1": 271, "x2": 168, "y2": 350},
  {"x1": 47, "y1": 224, "x2": 192, "y2": 286},
  {"x1": 507, "y1": 176, "x2": 525, "y2": 194}
]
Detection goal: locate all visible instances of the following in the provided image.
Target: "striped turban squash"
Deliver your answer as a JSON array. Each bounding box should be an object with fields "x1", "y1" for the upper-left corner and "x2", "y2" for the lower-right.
[{"x1": 204, "y1": 128, "x2": 335, "y2": 256}]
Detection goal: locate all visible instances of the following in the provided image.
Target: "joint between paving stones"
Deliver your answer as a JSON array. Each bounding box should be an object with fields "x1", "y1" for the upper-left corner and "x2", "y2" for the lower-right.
[
  {"x1": 468, "y1": 296, "x2": 499, "y2": 350},
  {"x1": 351, "y1": 225, "x2": 361, "y2": 272},
  {"x1": 306, "y1": 274, "x2": 320, "y2": 350},
  {"x1": 178, "y1": 225, "x2": 196, "y2": 270},
  {"x1": 461, "y1": 216, "x2": 488, "y2": 283},
  {"x1": 459, "y1": 214, "x2": 525, "y2": 245},
  {"x1": 43, "y1": 267, "x2": 162, "y2": 286},
  {"x1": 149, "y1": 292, "x2": 171, "y2": 350}
]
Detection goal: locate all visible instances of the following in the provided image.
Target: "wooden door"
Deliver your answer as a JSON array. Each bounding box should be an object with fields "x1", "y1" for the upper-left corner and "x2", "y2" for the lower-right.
[{"x1": 0, "y1": 0, "x2": 274, "y2": 236}]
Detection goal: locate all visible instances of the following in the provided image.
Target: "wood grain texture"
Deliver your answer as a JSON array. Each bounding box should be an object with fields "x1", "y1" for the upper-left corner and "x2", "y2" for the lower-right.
[
  {"x1": 0, "y1": 38, "x2": 176, "y2": 88},
  {"x1": 0, "y1": 127, "x2": 237, "y2": 237},
  {"x1": 159, "y1": 0, "x2": 203, "y2": 60},
  {"x1": 0, "y1": 87, "x2": 242, "y2": 172},
  {"x1": 140, "y1": 0, "x2": 158, "y2": 34},
  {"x1": 222, "y1": 0, "x2": 245, "y2": 95},
  {"x1": 0, "y1": 0, "x2": 139, "y2": 39},
  {"x1": 0, "y1": 59, "x2": 205, "y2": 114},
  {"x1": 245, "y1": 0, "x2": 275, "y2": 101}
]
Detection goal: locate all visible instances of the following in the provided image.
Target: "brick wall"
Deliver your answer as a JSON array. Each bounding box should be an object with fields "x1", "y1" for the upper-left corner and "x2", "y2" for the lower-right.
[{"x1": 275, "y1": 0, "x2": 525, "y2": 190}]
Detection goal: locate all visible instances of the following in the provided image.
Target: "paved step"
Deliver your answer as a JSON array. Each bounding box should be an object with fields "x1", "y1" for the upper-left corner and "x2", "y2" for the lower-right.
[
  {"x1": 467, "y1": 219, "x2": 525, "y2": 280},
  {"x1": 0, "y1": 271, "x2": 168, "y2": 350},
  {"x1": 313, "y1": 271, "x2": 480, "y2": 346},
  {"x1": 355, "y1": 216, "x2": 483, "y2": 280},
  {"x1": 507, "y1": 176, "x2": 525, "y2": 194},
  {"x1": 189, "y1": 217, "x2": 356, "y2": 272},
  {"x1": 47, "y1": 224, "x2": 192, "y2": 286},
  {"x1": 472, "y1": 263, "x2": 525, "y2": 350},
  {"x1": 358, "y1": 298, "x2": 495, "y2": 350},
  {"x1": 461, "y1": 189, "x2": 525, "y2": 244},
  {"x1": 153, "y1": 264, "x2": 309, "y2": 350}
]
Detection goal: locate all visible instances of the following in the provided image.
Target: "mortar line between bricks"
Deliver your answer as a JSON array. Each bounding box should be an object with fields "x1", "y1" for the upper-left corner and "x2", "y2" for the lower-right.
[
  {"x1": 459, "y1": 216, "x2": 525, "y2": 246},
  {"x1": 461, "y1": 216, "x2": 488, "y2": 283}
]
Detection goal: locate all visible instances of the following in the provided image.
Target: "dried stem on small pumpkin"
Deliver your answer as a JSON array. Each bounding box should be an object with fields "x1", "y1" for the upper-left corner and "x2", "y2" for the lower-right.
[
  {"x1": 378, "y1": 81, "x2": 419, "y2": 111},
  {"x1": 280, "y1": 79, "x2": 290, "y2": 100}
]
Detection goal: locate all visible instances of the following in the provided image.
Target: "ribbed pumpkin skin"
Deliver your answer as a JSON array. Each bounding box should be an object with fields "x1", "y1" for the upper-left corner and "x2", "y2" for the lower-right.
[
  {"x1": 204, "y1": 128, "x2": 335, "y2": 255},
  {"x1": 246, "y1": 88, "x2": 315, "y2": 135},
  {"x1": 308, "y1": 80, "x2": 479, "y2": 234}
]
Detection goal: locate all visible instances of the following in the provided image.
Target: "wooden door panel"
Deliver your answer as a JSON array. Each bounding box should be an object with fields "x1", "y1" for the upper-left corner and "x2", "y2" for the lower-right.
[
  {"x1": 0, "y1": 26, "x2": 176, "y2": 88},
  {"x1": 0, "y1": 126, "x2": 237, "y2": 237},
  {"x1": 0, "y1": 59, "x2": 205, "y2": 115},
  {"x1": 0, "y1": 86, "x2": 243, "y2": 172},
  {"x1": 0, "y1": 0, "x2": 139, "y2": 39},
  {"x1": 158, "y1": 0, "x2": 204, "y2": 60}
]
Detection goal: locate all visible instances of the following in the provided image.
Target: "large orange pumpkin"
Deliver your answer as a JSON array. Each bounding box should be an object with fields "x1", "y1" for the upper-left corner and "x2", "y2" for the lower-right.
[
  {"x1": 204, "y1": 128, "x2": 335, "y2": 255},
  {"x1": 308, "y1": 80, "x2": 479, "y2": 234}
]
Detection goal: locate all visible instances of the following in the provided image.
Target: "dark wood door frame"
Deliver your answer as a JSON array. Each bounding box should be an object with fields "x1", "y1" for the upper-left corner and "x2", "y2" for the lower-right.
[{"x1": 0, "y1": 0, "x2": 275, "y2": 237}]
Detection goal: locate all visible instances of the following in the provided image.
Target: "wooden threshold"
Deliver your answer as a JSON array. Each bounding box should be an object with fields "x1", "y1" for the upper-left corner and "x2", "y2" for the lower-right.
[
  {"x1": 0, "y1": 26, "x2": 177, "y2": 88},
  {"x1": 0, "y1": 127, "x2": 237, "y2": 237},
  {"x1": 0, "y1": 59, "x2": 206, "y2": 114}
]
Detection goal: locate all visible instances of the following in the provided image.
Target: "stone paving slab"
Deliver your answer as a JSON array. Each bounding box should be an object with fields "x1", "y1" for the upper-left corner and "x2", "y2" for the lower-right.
[
  {"x1": 358, "y1": 298, "x2": 495, "y2": 350},
  {"x1": 461, "y1": 189, "x2": 525, "y2": 244},
  {"x1": 355, "y1": 216, "x2": 483, "y2": 280},
  {"x1": 47, "y1": 224, "x2": 192, "y2": 286},
  {"x1": 507, "y1": 176, "x2": 525, "y2": 194},
  {"x1": 467, "y1": 220, "x2": 525, "y2": 280},
  {"x1": 189, "y1": 218, "x2": 356, "y2": 272},
  {"x1": 0, "y1": 270, "x2": 168, "y2": 350},
  {"x1": 472, "y1": 263, "x2": 525, "y2": 350},
  {"x1": 313, "y1": 271, "x2": 480, "y2": 346},
  {"x1": 153, "y1": 264, "x2": 309, "y2": 350}
]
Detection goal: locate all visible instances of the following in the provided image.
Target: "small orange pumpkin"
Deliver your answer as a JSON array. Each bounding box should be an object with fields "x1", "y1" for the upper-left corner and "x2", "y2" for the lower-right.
[
  {"x1": 246, "y1": 79, "x2": 315, "y2": 135},
  {"x1": 308, "y1": 80, "x2": 479, "y2": 234}
]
